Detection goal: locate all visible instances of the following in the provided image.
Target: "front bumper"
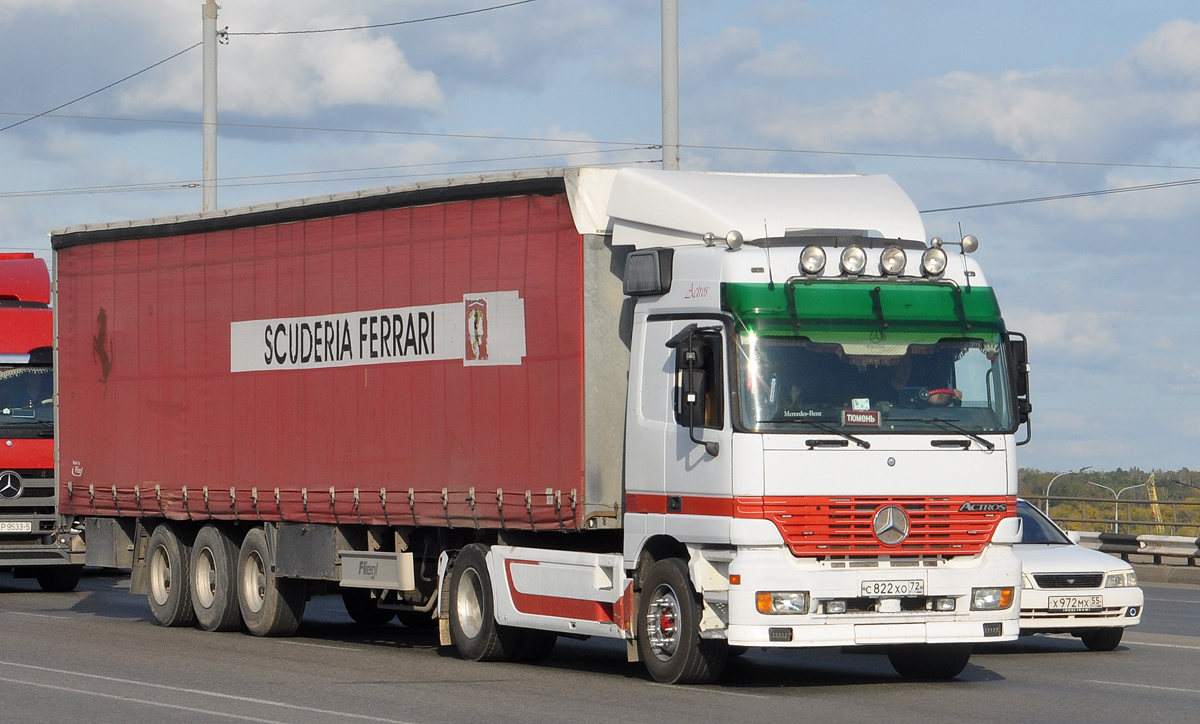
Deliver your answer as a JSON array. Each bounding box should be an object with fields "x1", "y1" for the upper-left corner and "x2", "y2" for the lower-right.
[
  {"x1": 1019, "y1": 586, "x2": 1144, "y2": 633},
  {"x1": 722, "y1": 545, "x2": 1022, "y2": 648}
]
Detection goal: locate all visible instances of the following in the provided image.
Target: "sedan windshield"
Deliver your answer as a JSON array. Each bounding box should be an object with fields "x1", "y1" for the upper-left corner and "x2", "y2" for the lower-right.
[
  {"x1": 736, "y1": 332, "x2": 1014, "y2": 434},
  {"x1": 1017, "y1": 500, "x2": 1071, "y2": 545}
]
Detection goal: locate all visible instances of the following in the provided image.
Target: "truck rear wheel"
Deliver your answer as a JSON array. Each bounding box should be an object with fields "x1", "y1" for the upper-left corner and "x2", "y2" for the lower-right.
[
  {"x1": 35, "y1": 565, "x2": 83, "y2": 593},
  {"x1": 887, "y1": 643, "x2": 972, "y2": 679},
  {"x1": 341, "y1": 588, "x2": 396, "y2": 625},
  {"x1": 237, "y1": 527, "x2": 306, "y2": 636},
  {"x1": 636, "y1": 557, "x2": 727, "y2": 684},
  {"x1": 146, "y1": 524, "x2": 197, "y2": 627},
  {"x1": 448, "y1": 543, "x2": 519, "y2": 661},
  {"x1": 191, "y1": 525, "x2": 242, "y2": 632}
]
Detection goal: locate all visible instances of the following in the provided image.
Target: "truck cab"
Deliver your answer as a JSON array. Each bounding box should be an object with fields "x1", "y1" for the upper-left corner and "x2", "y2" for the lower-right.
[{"x1": 0, "y1": 253, "x2": 83, "y2": 591}]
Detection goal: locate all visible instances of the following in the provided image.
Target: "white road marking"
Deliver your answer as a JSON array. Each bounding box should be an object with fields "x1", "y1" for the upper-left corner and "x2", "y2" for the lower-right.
[
  {"x1": 646, "y1": 682, "x2": 770, "y2": 699},
  {"x1": 9, "y1": 612, "x2": 68, "y2": 620},
  {"x1": 1089, "y1": 680, "x2": 1200, "y2": 696},
  {"x1": 0, "y1": 660, "x2": 420, "y2": 724},
  {"x1": 275, "y1": 639, "x2": 360, "y2": 652},
  {"x1": 1145, "y1": 598, "x2": 1200, "y2": 604},
  {"x1": 1127, "y1": 640, "x2": 1200, "y2": 651},
  {"x1": 0, "y1": 675, "x2": 294, "y2": 724}
]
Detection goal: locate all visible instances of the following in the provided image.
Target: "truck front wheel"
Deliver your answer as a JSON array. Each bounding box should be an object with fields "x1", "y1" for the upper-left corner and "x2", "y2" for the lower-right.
[
  {"x1": 887, "y1": 643, "x2": 972, "y2": 679},
  {"x1": 237, "y1": 527, "x2": 306, "y2": 636},
  {"x1": 448, "y1": 543, "x2": 519, "y2": 661},
  {"x1": 35, "y1": 565, "x2": 82, "y2": 593},
  {"x1": 146, "y1": 524, "x2": 197, "y2": 627},
  {"x1": 636, "y1": 558, "x2": 727, "y2": 684},
  {"x1": 191, "y1": 525, "x2": 242, "y2": 632}
]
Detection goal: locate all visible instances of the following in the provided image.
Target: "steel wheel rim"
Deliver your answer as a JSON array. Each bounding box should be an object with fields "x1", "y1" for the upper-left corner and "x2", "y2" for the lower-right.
[
  {"x1": 456, "y1": 567, "x2": 485, "y2": 639},
  {"x1": 241, "y1": 550, "x2": 266, "y2": 614},
  {"x1": 195, "y1": 546, "x2": 217, "y2": 608},
  {"x1": 149, "y1": 543, "x2": 172, "y2": 606},
  {"x1": 646, "y1": 583, "x2": 681, "y2": 661}
]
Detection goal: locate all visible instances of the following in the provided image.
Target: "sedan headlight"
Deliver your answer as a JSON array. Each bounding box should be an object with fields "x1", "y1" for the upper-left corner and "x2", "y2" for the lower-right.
[
  {"x1": 1022, "y1": 573, "x2": 1034, "y2": 590},
  {"x1": 1106, "y1": 570, "x2": 1138, "y2": 588},
  {"x1": 756, "y1": 591, "x2": 810, "y2": 615},
  {"x1": 971, "y1": 587, "x2": 1015, "y2": 610}
]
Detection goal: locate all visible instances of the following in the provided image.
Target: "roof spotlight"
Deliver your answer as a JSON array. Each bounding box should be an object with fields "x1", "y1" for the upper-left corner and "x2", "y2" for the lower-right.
[
  {"x1": 879, "y1": 246, "x2": 907, "y2": 276},
  {"x1": 840, "y1": 245, "x2": 867, "y2": 275},
  {"x1": 921, "y1": 247, "x2": 948, "y2": 277},
  {"x1": 799, "y1": 245, "x2": 827, "y2": 275}
]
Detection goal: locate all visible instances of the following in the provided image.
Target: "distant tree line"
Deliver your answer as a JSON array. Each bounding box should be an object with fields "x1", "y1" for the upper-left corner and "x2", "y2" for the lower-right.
[{"x1": 1019, "y1": 468, "x2": 1200, "y2": 536}]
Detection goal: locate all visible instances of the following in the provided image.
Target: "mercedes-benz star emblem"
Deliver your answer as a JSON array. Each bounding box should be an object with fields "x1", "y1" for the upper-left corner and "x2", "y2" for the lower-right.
[
  {"x1": 872, "y1": 505, "x2": 910, "y2": 546},
  {"x1": 0, "y1": 470, "x2": 23, "y2": 500}
]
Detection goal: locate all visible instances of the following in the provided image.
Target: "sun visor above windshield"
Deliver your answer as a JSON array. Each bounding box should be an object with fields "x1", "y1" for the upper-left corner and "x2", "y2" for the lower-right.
[{"x1": 604, "y1": 169, "x2": 926, "y2": 248}]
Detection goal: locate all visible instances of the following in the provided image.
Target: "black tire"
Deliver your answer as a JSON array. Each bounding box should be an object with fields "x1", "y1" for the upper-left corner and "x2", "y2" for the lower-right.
[
  {"x1": 190, "y1": 525, "x2": 242, "y2": 632},
  {"x1": 448, "y1": 543, "x2": 519, "y2": 661},
  {"x1": 636, "y1": 558, "x2": 727, "y2": 684},
  {"x1": 887, "y1": 643, "x2": 973, "y2": 680},
  {"x1": 396, "y1": 609, "x2": 437, "y2": 629},
  {"x1": 237, "y1": 527, "x2": 306, "y2": 637},
  {"x1": 146, "y1": 524, "x2": 197, "y2": 627},
  {"x1": 509, "y1": 630, "x2": 558, "y2": 663},
  {"x1": 341, "y1": 588, "x2": 396, "y2": 625},
  {"x1": 1080, "y1": 627, "x2": 1124, "y2": 651},
  {"x1": 35, "y1": 565, "x2": 82, "y2": 593}
]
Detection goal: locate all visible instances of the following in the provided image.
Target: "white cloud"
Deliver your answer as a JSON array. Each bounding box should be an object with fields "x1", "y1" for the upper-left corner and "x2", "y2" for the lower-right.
[{"x1": 1005, "y1": 308, "x2": 1121, "y2": 359}]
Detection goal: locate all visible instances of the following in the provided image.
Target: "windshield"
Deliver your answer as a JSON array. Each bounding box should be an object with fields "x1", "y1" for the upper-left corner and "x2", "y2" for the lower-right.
[
  {"x1": 0, "y1": 365, "x2": 54, "y2": 433},
  {"x1": 736, "y1": 332, "x2": 1014, "y2": 434},
  {"x1": 1017, "y1": 500, "x2": 1071, "y2": 545}
]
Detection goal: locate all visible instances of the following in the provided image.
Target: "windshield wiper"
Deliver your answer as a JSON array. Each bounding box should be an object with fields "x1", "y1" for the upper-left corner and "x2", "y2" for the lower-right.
[
  {"x1": 905, "y1": 417, "x2": 994, "y2": 451},
  {"x1": 773, "y1": 418, "x2": 871, "y2": 449}
]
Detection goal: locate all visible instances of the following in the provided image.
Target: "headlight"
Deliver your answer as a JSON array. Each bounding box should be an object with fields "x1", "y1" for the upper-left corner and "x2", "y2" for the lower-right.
[
  {"x1": 1022, "y1": 573, "x2": 1034, "y2": 590},
  {"x1": 840, "y1": 245, "x2": 867, "y2": 275},
  {"x1": 971, "y1": 587, "x2": 1015, "y2": 610},
  {"x1": 756, "y1": 591, "x2": 810, "y2": 615},
  {"x1": 1106, "y1": 570, "x2": 1137, "y2": 588},
  {"x1": 879, "y1": 246, "x2": 907, "y2": 275},
  {"x1": 921, "y1": 247, "x2": 948, "y2": 276},
  {"x1": 799, "y1": 245, "x2": 826, "y2": 275}
]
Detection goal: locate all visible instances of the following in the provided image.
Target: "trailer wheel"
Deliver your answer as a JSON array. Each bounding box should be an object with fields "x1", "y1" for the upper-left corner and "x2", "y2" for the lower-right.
[
  {"x1": 448, "y1": 543, "x2": 519, "y2": 661},
  {"x1": 395, "y1": 609, "x2": 437, "y2": 629},
  {"x1": 34, "y1": 565, "x2": 83, "y2": 593},
  {"x1": 1080, "y1": 627, "x2": 1123, "y2": 651},
  {"x1": 887, "y1": 643, "x2": 973, "y2": 679},
  {"x1": 636, "y1": 558, "x2": 727, "y2": 684},
  {"x1": 341, "y1": 588, "x2": 396, "y2": 625},
  {"x1": 191, "y1": 525, "x2": 242, "y2": 632},
  {"x1": 509, "y1": 630, "x2": 558, "y2": 663},
  {"x1": 237, "y1": 527, "x2": 306, "y2": 637},
  {"x1": 146, "y1": 524, "x2": 197, "y2": 627}
]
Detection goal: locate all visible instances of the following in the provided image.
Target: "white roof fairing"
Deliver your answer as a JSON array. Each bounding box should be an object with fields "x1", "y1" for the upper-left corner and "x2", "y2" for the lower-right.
[{"x1": 567, "y1": 168, "x2": 926, "y2": 248}]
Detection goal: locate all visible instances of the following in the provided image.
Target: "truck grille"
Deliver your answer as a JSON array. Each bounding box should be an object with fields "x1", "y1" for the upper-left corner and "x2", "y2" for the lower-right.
[
  {"x1": 0, "y1": 469, "x2": 57, "y2": 518},
  {"x1": 1032, "y1": 573, "x2": 1103, "y2": 589},
  {"x1": 738, "y1": 495, "x2": 1014, "y2": 558}
]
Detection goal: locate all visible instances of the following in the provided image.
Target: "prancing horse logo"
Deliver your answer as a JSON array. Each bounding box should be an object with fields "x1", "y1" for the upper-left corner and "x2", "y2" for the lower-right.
[
  {"x1": 873, "y1": 505, "x2": 910, "y2": 546},
  {"x1": 0, "y1": 471, "x2": 23, "y2": 500}
]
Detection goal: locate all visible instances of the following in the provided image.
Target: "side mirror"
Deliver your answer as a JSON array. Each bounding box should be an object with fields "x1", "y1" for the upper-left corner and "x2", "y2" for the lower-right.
[
  {"x1": 1067, "y1": 531, "x2": 1082, "y2": 545},
  {"x1": 1006, "y1": 332, "x2": 1033, "y2": 444},
  {"x1": 668, "y1": 327, "x2": 720, "y2": 457}
]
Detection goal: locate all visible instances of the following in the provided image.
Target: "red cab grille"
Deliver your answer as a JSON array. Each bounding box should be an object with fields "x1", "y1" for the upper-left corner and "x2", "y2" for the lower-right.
[{"x1": 736, "y1": 495, "x2": 1015, "y2": 558}]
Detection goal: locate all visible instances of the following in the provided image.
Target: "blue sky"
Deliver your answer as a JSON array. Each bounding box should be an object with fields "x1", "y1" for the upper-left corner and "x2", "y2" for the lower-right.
[{"x1": 2, "y1": 1, "x2": 1198, "y2": 472}]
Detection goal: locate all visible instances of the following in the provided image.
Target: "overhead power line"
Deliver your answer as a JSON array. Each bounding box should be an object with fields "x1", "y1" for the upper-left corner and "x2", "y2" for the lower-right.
[
  {"x1": 0, "y1": 44, "x2": 201, "y2": 134},
  {"x1": 920, "y1": 176, "x2": 1200, "y2": 213},
  {"x1": 228, "y1": 0, "x2": 540, "y2": 36}
]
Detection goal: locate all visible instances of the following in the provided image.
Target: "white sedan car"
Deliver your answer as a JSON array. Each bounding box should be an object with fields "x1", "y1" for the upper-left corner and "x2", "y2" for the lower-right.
[{"x1": 1015, "y1": 499, "x2": 1143, "y2": 650}]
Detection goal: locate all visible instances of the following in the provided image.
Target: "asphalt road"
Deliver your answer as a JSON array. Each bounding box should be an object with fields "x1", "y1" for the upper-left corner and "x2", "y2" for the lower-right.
[{"x1": 1, "y1": 570, "x2": 1198, "y2": 724}]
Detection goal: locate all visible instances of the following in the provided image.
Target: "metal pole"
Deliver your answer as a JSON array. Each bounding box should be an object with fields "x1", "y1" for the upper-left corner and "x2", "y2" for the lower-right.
[
  {"x1": 661, "y1": 0, "x2": 679, "y2": 170},
  {"x1": 202, "y1": 0, "x2": 218, "y2": 211}
]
